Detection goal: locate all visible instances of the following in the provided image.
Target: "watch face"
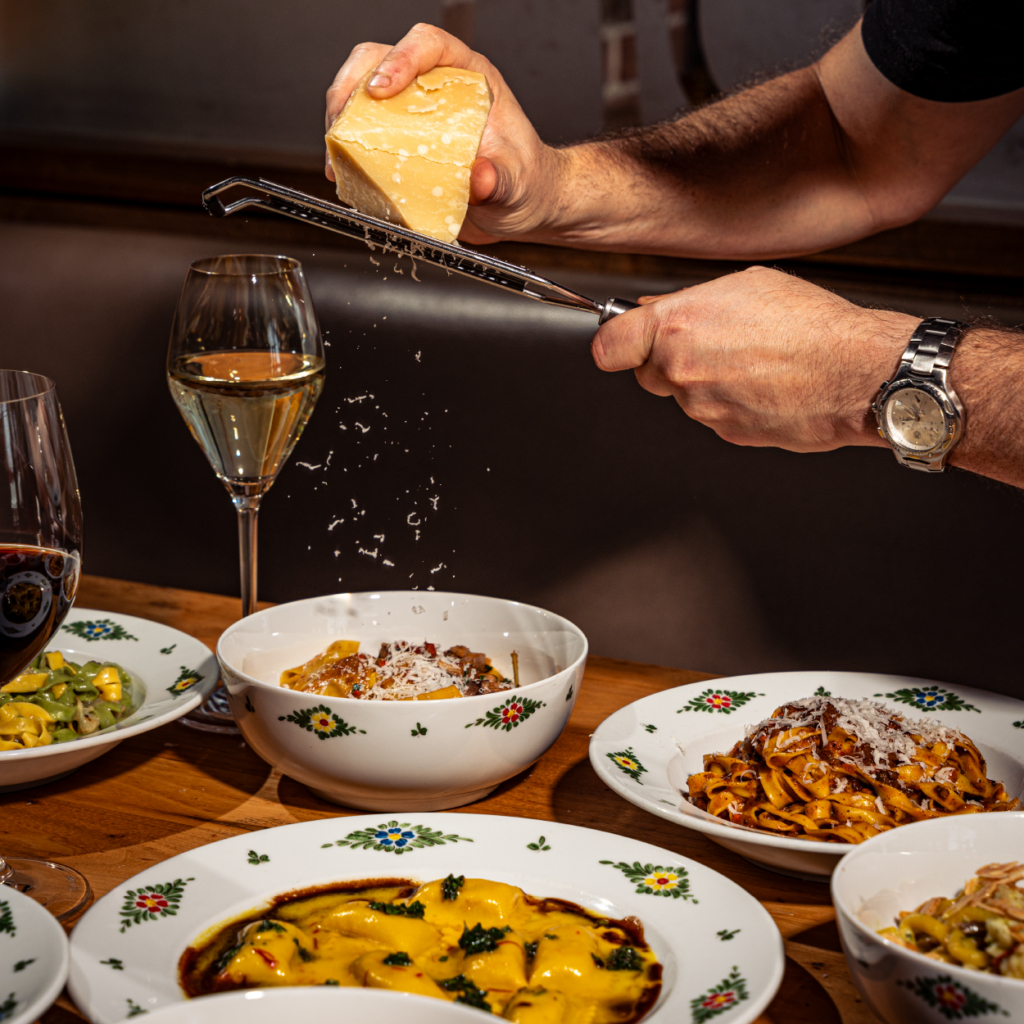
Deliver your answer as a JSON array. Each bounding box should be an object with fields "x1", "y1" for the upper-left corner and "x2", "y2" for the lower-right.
[{"x1": 885, "y1": 388, "x2": 946, "y2": 451}]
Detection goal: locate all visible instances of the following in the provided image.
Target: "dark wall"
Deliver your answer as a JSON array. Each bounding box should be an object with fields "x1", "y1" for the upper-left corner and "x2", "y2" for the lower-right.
[{"x1": 2, "y1": 219, "x2": 1023, "y2": 696}]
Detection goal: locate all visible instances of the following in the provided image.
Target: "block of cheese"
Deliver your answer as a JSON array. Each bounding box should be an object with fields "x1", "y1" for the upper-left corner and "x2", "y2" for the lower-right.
[{"x1": 326, "y1": 66, "x2": 492, "y2": 243}]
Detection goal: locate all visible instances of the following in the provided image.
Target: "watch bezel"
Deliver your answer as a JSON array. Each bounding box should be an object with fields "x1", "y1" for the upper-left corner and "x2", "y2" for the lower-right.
[{"x1": 876, "y1": 378, "x2": 961, "y2": 459}]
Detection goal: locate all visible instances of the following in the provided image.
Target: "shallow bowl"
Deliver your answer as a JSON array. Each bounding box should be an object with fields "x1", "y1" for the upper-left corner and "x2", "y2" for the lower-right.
[
  {"x1": 67, "y1": 813, "x2": 784, "y2": 1024},
  {"x1": 0, "y1": 608, "x2": 217, "y2": 792},
  {"x1": 133, "y1": 987, "x2": 489, "y2": 1024},
  {"x1": 216, "y1": 591, "x2": 587, "y2": 810},
  {"x1": 1, "y1": 884, "x2": 70, "y2": 1024},
  {"x1": 589, "y1": 670, "x2": 1024, "y2": 880},
  {"x1": 832, "y1": 812, "x2": 1024, "y2": 1022}
]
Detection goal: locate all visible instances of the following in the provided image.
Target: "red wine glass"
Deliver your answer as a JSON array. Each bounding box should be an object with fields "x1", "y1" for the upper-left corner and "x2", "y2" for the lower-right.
[{"x1": 0, "y1": 370, "x2": 90, "y2": 919}]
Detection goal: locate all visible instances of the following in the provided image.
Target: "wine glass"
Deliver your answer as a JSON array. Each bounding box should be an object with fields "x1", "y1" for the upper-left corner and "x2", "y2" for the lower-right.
[
  {"x1": 0, "y1": 369, "x2": 91, "y2": 920},
  {"x1": 167, "y1": 255, "x2": 324, "y2": 730}
]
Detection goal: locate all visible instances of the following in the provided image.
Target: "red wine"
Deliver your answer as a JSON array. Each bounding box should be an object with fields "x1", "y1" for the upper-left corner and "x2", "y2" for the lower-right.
[{"x1": 0, "y1": 545, "x2": 80, "y2": 682}]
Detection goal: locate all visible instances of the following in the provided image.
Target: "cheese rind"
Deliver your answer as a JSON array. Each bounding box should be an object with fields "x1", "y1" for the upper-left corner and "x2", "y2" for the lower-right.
[{"x1": 326, "y1": 67, "x2": 492, "y2": 243}]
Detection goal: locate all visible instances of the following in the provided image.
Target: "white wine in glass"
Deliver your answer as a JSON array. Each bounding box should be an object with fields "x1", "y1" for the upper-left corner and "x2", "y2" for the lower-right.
[{"x1": 167, "y1": 256, "x2": 324, "y2": 728}]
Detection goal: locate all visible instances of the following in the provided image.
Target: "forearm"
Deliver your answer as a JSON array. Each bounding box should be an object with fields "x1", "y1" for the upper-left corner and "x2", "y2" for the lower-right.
[
  {"x1": 943, "y1": 328, "x2": 1024, "y2": 487},
  {"x1": 526, "y1": 68, "x2": 876, "y2": 259}
]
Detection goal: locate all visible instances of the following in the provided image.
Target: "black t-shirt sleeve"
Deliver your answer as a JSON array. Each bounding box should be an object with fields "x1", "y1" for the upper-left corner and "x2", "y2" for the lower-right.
[{"x1": 862, "y1": 0, "x2": 1024, "y2": 102}]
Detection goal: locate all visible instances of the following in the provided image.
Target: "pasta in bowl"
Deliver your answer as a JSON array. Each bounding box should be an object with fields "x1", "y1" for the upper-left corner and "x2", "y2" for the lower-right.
[
  {"x1": 588, "y1": 671, "x2": 1024, "y2": 879},
  {"x1": 217, "y1": 591, "x2": 588, "y2": 810},
  {"x1": 832, "y1": 812, "x2": 1024, "y2": 1023}
]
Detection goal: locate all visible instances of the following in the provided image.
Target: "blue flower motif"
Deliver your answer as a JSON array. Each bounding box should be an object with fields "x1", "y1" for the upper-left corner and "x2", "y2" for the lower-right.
[
  {"x1": 85, "y1": 622, "x2": 112, "y2": 638},
  {"x1": 375, "y1": 827, "x2": 415, "y2": 848},
  {"x1": 915, "y1": 690, "x2": 943, "y2": 707}
]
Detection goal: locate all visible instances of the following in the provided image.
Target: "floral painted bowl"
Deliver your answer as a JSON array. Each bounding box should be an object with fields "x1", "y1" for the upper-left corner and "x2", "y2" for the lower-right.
[
  {"x1": 116, "y1": 985, "x2": 498, "y2": 1024},
  {"x1": 590, "y1": 671, "x2": 1024, "y2": 880},
  {"x1": 216, "y1": 591, "x2": 587, "y2": 810},
  {"x1": 67, "y1": 813, "x2": 784, "y2": 1024},
  {"x1": 0, "y1": 608, "x2": 218, "y2": 792},
  {"x1": 1, "y1": 883, "x2": 70, "y2": 1024},
  {"x1": 832, "y1": 812, "x2": 1024, "y2": 1023}
]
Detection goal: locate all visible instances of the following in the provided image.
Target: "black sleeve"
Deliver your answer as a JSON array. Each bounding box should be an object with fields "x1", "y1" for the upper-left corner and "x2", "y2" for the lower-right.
[{"x1": 861, "y1": 0, "x2": 1024, "y2": 102}]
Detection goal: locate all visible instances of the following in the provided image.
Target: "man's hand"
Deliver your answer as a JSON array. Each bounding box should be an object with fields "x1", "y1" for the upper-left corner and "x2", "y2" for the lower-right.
[
  {"x1": 592, "y1": 267, "x2": 915, "y2": 452},
  {"x1": 324, "y1": 23, "x2": 560, "y2": 244}
]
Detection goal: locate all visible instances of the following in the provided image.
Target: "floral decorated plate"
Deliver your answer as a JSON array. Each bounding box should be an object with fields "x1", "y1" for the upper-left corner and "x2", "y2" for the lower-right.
[
  {"x1": 66, "y1": 813, "x2": 784, "y2": 1024},
  {"x1": 128, "y1": 987, "x2": 495, "y2": 1024},
  {"x1": 589, "y1": 671, "x2": 1024, "y2": 881},
  {"x1": 0, "y1": 883, "x2": 70, "y2": 1024},
  {"x1": 0, "y1": 608, "x2": 218, "y2": 792}
]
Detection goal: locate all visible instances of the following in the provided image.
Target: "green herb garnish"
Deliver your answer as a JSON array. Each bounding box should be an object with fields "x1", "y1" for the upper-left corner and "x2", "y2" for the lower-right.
[
  {"x1": 368, "y1": 900, "x2": 426, "y2": 918},
  {"x1": 459, "y1": 923, "x2": 510, "y2": 954},
  {"x1": 606, "y1": 946, "x2": 643, "y2": 971},
  {"x1": 441, "y1": 874, "x2": 465, "y2": 901},
  {"x1": 439, "y1": 975, "x2": 491, "y2": 1011},
  {"x1": 382, "y1": 952, "x2": 413, "y2": 966},
  {"x1": 213, "y1": 944, "x2": 243, "y2": 974}
]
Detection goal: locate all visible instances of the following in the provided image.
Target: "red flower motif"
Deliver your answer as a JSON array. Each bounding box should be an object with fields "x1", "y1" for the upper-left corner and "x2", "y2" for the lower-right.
[
  {"x1": 702, "y1": 991, "x2": 736, "y2": 1010},
  {"x1": 135, "y1": 892, "x2": 169, "y2": 912},
  {"x1": 705, "y1": 694, "x2": 732, "y2": 709},
  {"x1": 502, "y1": 703, "x2": 524, "y2": 724},
  {"x1": 936, "y1": 985, "x2": 966, "y2": 1010}
]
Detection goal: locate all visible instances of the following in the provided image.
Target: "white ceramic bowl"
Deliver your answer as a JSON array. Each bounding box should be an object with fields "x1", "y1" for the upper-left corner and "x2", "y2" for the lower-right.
[
  {"x1": 68, "y1": 813, "x2": 784, "y2": 1024},
  {"x1": 134, "y1": 987, "x2": 489, "y2": 1024},
  {"x1": 1, "y1": 884, "x2": 70, "y2": 1024},
  {"x1": 832, "y1": 812, "x2": 1024, "y2": 1023},
  {"x1": 589, "y1": 671, "x2": 1024, "y2": 880},
  {"x1": 0, "y1": 608, "x2": 218, "y2": 792},
  {"x1": 217, "y1": 591, "x2": 587, "y2": 810}
]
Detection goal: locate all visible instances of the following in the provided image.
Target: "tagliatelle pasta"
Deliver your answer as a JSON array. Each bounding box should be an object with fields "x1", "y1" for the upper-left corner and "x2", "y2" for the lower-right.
[{"x1": 686, "y1": 696, "x2": 1019, "y2": 844}]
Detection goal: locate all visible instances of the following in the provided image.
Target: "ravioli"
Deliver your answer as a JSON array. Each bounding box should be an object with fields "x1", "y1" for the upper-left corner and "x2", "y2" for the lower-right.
[{"x1": 180, "y1": 876, "x2": 661, "y2": 1023}]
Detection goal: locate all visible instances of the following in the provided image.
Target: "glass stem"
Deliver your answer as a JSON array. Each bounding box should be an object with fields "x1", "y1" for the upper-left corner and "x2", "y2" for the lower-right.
[{"x1": 232, "y1": 495, "x2": 261, "y2": 618}]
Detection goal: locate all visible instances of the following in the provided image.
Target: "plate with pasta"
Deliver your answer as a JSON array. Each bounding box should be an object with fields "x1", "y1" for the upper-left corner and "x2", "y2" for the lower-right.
[
  {"x1": 0, "y1": 607, "x2": 217, "y2": 791},
  {"x1": 67, "y1": 813, "x2": 786, "y2": 1024},
  {"x1": 588, "y1": 671, "x2": 1024, "y2": 880}
]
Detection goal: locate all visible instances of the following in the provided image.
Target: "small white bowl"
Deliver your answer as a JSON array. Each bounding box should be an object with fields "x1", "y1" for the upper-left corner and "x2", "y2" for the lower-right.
[
  {"x1": 134, "y1": 987, "x2": 488, "y2": 1024},
  {"x1": 217, "y1": 591, "x2": 587, "y2": 810},
  {"x1": 1, "y1": 884, "x2": 70, "y2": 1024},
  {"x1": 832, "y1": 812, "x2": 1024, "y2": 1023}
]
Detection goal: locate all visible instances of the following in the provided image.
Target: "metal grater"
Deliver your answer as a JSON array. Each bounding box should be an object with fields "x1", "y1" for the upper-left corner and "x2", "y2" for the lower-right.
[{"x1": 202, "y1": 177, "x2": 639, "y2": 324}]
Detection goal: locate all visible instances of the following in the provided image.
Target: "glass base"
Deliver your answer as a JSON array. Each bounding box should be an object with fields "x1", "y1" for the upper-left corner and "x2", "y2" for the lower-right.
[
  {"x1": 1, "y1": 856, "x2": 92, "y2": 921},
  {"x1": 180, "y1": 684, "x2": 239, "y2": 735}
]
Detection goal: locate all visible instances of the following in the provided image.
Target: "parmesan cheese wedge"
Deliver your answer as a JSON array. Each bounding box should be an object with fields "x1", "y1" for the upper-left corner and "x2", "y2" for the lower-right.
[{"x1": 326, "y1": 66, "x2": 492, "y2": 243}]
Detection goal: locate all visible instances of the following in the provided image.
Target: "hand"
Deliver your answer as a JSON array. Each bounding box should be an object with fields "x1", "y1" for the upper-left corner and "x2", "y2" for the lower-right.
[
  {"x1": 591, "y1": 266, "x2": 915, "y2": 452},
  {"x1": 324, "y1": 23, "x2": 560, "y2": 244}
]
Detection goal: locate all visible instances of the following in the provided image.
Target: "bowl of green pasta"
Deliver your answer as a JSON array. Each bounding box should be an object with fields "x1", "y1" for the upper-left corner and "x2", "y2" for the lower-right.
[{"x1": 0, "y1": 607, "x2": 217, "y2": 791}]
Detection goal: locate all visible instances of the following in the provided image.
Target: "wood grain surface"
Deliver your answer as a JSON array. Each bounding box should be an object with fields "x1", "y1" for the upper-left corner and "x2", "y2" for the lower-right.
[{"x1": 6, "y1": 574, "x2": 882, "y2": 1024}]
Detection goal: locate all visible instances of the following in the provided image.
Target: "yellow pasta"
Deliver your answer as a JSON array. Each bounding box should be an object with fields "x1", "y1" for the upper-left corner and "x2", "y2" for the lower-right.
[
  {"x1": 879, "y1": 862, "x2": 1024, "y2": 977},
  {"x1": 687, "y1": 697, "x2": 1018, "y2": 844}
]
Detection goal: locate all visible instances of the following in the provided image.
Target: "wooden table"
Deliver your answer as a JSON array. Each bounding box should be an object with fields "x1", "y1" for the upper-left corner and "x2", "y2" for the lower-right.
[{"x1": 8, "y1": 575, "x2": 882, "y2": 1024}]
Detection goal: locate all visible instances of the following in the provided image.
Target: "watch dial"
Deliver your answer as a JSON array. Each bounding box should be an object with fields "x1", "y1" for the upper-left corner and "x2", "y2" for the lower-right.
[{"x1": 885, "y1": 389, "x2": 945, "y2": 451}]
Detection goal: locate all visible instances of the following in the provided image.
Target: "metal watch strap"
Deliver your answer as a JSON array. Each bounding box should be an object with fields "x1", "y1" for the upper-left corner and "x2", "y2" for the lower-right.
[
  {"x1": 878, "y1": 316, "x2": 968, "y2": 472},
  {"x1": 899, "y1": 317, "x2": 968, "y2": 380}
]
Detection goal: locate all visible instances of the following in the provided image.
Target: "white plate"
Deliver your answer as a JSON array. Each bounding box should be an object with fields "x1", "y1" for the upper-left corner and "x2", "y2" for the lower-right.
[
  {"x1": 589, "y1": 671, "x2": 1024, "y2": 880},
  {"x1": 67, "y1": 813, "x2": 785, "y2": 1024},
  {"x1": 134, "y1": 987, "x2": 491, "y2": 1024},
  {"x1": 0, "y1": 608, "x2": 218, "y2": 791},
  {"x1": 0, "y1": 884, "x2": 70, "y2": 1024}
]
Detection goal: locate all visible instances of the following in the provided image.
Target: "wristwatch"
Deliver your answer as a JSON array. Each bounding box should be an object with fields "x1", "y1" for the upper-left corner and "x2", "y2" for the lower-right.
[{"x1": 872, "y1": 317, "x2": 968, "y2": 472}]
